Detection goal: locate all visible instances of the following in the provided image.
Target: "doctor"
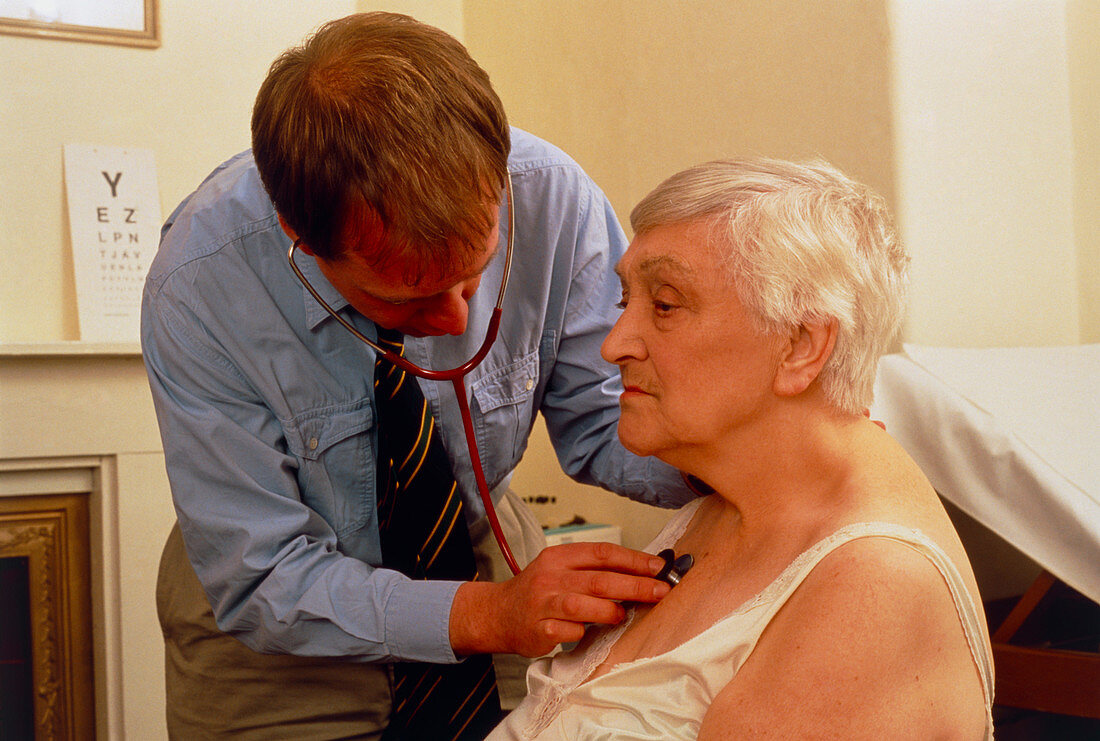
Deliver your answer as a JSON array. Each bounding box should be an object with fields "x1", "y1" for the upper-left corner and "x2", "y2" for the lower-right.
[{"x1": 142, "y1": 11, "x2": 694, "y2": 740}]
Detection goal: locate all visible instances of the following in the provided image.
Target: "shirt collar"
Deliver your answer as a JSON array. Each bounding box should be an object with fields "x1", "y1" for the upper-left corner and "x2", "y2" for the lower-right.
[{"x1": 291, "y1": 249, "x2": 353, "y2": 330}]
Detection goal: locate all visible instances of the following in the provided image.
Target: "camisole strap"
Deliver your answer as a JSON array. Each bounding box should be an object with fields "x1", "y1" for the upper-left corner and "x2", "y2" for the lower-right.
[
  {"x1": 806, "y1": 523, "x2": 996, "y2": 737},
  {"x1": 653, "y1": 514, "x2": 995, "y2": 736}
]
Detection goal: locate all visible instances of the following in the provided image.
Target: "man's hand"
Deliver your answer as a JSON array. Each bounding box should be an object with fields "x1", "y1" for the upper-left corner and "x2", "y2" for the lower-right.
[{"x1": 450, "y1": 542, "x2": 670, "y2": 658}]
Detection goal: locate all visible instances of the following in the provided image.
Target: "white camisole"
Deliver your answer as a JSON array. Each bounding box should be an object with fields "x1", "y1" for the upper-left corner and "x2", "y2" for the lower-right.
[{"x1": 489, "y1": 498, "x2": 995, "y2": 740}]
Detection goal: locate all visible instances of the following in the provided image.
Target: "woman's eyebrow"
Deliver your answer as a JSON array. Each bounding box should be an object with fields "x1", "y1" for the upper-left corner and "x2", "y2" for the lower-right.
[
  {"x1": 615, "y1": 254, "x2": 694, "y2": 278},
  {"x1": 640, "y1": 255, "x2": 692, "y2": 275}
]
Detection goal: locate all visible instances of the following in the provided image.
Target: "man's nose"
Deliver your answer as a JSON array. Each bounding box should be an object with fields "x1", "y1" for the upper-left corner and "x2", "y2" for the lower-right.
[{"x1": 425, "y1": 284, "x2": 473, "y2": 336}]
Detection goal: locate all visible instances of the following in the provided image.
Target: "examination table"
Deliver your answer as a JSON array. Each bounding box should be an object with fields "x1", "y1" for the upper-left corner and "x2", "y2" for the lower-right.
[{"x1": 871, "y1": 343, "x2": 1099, "y2": 719}]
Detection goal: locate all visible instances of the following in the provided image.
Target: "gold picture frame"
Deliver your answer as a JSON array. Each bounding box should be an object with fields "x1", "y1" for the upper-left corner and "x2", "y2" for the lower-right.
[
  {"x1": 0, "y1": 493, "x2": 95, "y2": 740},
  {"x1": 0, "y1": 0, "x2": 158, "y2": 48}
]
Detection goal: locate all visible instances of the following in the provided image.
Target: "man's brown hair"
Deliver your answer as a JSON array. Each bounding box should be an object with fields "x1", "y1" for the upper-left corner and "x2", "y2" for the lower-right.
[{"x1": 252, "y1": 12, "x2": 510, "y2": 278}]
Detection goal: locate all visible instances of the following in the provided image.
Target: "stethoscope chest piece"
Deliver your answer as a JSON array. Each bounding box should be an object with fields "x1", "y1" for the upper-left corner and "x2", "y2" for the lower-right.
[{"x1": 656, "y1": 548, "x2": 694, "y2": 588}]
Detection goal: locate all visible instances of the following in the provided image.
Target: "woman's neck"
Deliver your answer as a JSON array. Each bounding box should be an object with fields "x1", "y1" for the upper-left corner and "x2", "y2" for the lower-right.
[{"x1": 679, "y1": 404, "x2": 874, "y2": 541}]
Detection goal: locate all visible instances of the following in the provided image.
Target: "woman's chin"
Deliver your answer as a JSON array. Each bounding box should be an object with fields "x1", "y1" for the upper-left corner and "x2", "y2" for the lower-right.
[{"x1": 616, "y1": 424, "x2": 661, "y2": 459}]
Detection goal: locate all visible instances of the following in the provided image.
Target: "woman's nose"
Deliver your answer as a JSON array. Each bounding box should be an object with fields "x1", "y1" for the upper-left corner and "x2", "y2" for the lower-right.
[{"x1": 601, "y1": 311, "x2": 644, "y2": 364}]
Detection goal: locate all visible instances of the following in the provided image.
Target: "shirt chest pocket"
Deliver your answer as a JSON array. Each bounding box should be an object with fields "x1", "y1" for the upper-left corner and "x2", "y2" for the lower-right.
[
  {"x1": 471, "y1": 351, "x2": 539, "y2": 477},
  {"x1": 284, "y1": 404, "x2": 375, "y2": 539}
]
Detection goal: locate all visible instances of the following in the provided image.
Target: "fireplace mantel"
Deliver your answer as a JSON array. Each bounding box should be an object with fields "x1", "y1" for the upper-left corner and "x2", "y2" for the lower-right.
[
  {"x1": 0, "y1": 345, "x2": 175, "y2": 739},
  {"x1": 0, "y1": 341, "x2": 141, "y2": 358}
]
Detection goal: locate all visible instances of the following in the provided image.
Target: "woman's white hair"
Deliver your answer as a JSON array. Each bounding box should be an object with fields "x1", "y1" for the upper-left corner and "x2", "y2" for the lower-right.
[{"x1": 630, "y1": 158, "x2": 909, "y2": 415}]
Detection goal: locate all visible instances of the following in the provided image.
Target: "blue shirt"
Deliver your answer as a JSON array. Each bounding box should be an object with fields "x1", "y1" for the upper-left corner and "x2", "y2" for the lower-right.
[{"x1": 142, "y1": 128, "x2": 694, "y2": 665}]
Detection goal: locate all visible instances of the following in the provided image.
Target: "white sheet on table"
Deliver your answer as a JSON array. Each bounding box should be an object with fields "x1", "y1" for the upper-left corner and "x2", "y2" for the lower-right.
[{"x1": 871, "y1": 344, "x2": 1099, "y2": 603}]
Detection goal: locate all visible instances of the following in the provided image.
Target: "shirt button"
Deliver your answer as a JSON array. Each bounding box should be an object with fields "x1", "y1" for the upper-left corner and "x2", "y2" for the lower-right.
[
  {"x1": 309, "y1": 437, "x2": 319, "y2": 450},
  {"x1": 525, "y1": 378, "x2": 534, "y2": 391}
]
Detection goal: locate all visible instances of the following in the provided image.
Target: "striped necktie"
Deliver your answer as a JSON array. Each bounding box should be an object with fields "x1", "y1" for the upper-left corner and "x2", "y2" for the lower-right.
[{"x1": 374, "y1": 329, "x2": 502, "y2": 740}]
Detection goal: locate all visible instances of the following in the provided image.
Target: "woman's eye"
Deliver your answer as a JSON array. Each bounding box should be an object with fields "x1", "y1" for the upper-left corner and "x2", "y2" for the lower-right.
[{"x1": 653, "y1": 300, "x2": 678, "y2": 317}]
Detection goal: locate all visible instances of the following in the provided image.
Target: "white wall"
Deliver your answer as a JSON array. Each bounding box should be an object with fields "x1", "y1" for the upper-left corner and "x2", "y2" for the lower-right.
[
  {"x1": 0, "y1": 353, "x2": 175, "y2": 739},
  {"x1": 888, "y1": 0, "x2": 1080, "y2": 348},
  {"x1": 0, "y1": 4, "x2": 420, "y2": 739}
]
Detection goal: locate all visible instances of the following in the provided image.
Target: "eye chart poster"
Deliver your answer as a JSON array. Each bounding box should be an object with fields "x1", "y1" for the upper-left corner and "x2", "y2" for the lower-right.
[{"x1": 64, "y1": 144, "x2": 162, "y2": 343}]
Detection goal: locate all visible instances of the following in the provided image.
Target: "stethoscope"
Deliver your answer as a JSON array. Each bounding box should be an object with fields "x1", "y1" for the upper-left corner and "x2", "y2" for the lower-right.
[
  {"x1": 289, "y1": 175, "x2": 523, "y2": 575},
  {"x1": 288, "y1": 175, "x2": 696, "y2": 587}
]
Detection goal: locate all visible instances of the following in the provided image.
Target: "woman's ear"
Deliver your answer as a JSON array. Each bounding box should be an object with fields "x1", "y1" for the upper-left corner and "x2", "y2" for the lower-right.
[{"x1": 773, "y1": 319, "x2": 837, "y2": 397}]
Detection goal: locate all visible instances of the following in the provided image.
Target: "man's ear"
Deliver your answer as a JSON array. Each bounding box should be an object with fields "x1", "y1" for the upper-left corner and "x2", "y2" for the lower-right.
[
  {"x1": 774, "y1": 319, "x2": 837, "y2": 397},
  {"x1": 278, "y1": 214, "x2": 316, "y2": 256}
]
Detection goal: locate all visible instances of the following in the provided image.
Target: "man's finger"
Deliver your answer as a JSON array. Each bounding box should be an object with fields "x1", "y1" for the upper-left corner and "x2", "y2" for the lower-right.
[
  {"x1": 536, "y1": 618, "x2": 586, "y2": 648},
  {"x1": 556, "y1": 591, "x2": 628, "y2": 625},
  {"x1": 543, "y1": 541, "x2": 666, "y2": 576},
  {"x1": 581, "y1": 569, "x2": 671, "y2": 603}
]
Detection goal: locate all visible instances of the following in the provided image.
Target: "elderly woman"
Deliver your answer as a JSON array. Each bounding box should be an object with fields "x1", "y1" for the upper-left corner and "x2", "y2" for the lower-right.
[{"x1": 490, "y1": 159, "x2": 994, "y2": 740}]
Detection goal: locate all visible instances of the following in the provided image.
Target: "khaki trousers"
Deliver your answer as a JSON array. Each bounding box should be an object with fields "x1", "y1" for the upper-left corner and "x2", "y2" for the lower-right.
[{"x1": 157, "y1": 489, "x2": 545, "y2": 739}]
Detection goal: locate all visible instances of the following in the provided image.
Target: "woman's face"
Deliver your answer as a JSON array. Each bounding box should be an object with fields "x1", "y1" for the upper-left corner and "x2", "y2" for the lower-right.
[{"x1": 601, "y1": 220, "x2": 785, "y2": 465}]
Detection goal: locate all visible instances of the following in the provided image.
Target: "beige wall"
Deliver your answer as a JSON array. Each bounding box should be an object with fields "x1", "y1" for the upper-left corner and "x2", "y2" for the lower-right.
[
  {"x1": 1068, "y1": 0, "x2": 1100, "y2": 343},
  {"x1": 888, "y1": 0, "x2": 1080, "y2": 347},
  {"x1": 465, "y1": 0, "x2": 895, "y2": 234},
  {"x1": 363, "y1": 0, "x2": 463, "y2": 38},
  {"x1": 3, "y1": 2, "x2": 1090, "y2": 376},
  {"x1": 465, "y1": 0, "x2": 1093, "y2": 351},
  {"x1": 0, "y1": 0, "x2": 357, "y2": 343}
]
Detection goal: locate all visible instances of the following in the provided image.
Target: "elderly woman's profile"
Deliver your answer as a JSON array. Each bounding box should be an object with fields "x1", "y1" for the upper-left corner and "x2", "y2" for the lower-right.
[{"x1": 490, "y1": 158, "x2": 994, "y2": 740}]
